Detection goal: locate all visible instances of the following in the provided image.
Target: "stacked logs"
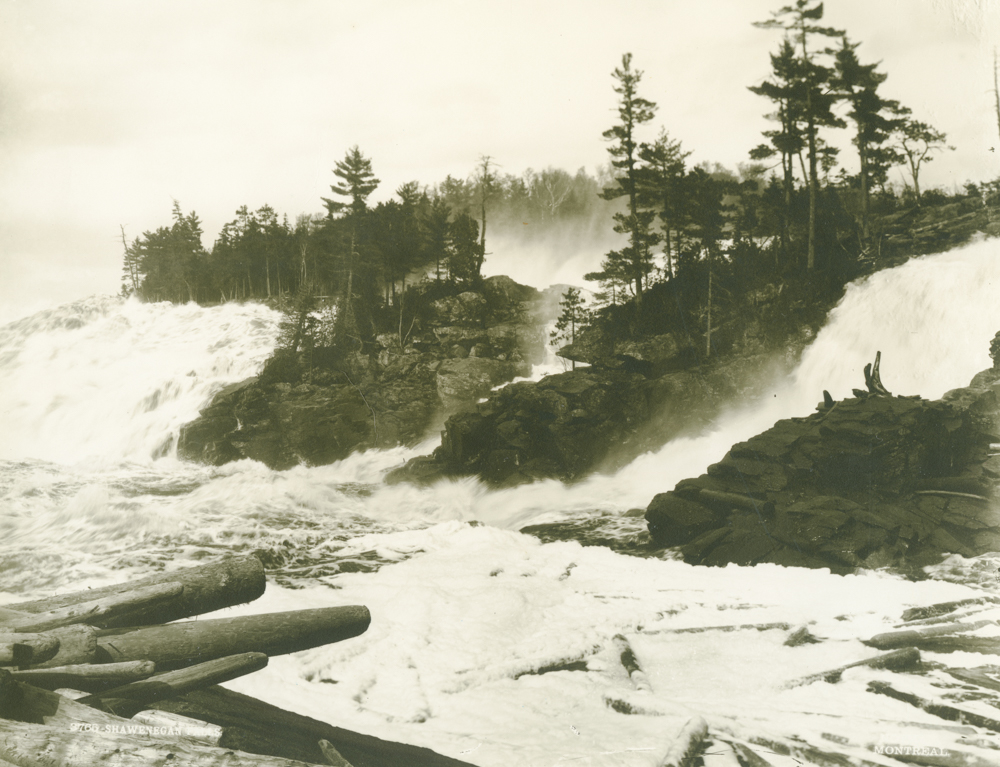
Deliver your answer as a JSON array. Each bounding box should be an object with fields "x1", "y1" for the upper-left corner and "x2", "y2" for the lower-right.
[{"x1": 0, "y1": 555, "x2": 472, "y2": 767}]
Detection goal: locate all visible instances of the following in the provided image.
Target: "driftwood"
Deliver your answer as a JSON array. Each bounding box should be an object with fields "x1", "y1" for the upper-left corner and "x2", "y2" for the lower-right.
[
  {"x1": 9, "y1": 660, "x2": 155, "y2": 692},
  {"x1": 853, "y1": 350, "x2": 892, "y2": 398},
  {"x1": 84, "y1": 652, "x2": 269, "y2": 717},
  {"x1": 864, "y1": 620, "x2": 993, "y2": 650},
  {"x1": 149, "y1": 686, "x2": 478, "y2": 767},
  {"x1": 10, "y1": 554, "x2": 266, "y2": 628},
  {"x1": 30, "y1": 625, "x2": 97, "y2": 667},
  {"x1": 867, "y1": 680, "x2": 1000, "y2": 733},
  {"x1": 1, "y1": 582, "x2": 183, "y2": 633},
  {"x1": 612, "y1": 634, "x2": 652, "y2": 692},
  {"x1": 0, "y1": 719, "x2": 330, "y2": 767},
  {"x1": 95, "y1": 606, "x2": 370, "y2": 669},
  {"x1": 936, "y1": 665, "x2": 1000, "y2": 694},
  {"x1": 784, "y1": 647, "x2": 921, "y2": 688},
  {"x1": 870, "y1": 635, "x2": 1000, "y2": 655},
  {"x1": 660, "y1": 716, "x2": 708, "y2": 767}
]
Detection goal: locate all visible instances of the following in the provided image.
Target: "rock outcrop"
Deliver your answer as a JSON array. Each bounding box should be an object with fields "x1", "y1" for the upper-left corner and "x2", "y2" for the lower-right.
[
  {"x1": 646, "y1": 358, "x2": 1000, "y2": 572},
  {"x1": 388, "y1": 349, "x2": 798, "y2": 487},
  {"x1": 177, "y1": 277, "x2": 546, "y2": 470}
]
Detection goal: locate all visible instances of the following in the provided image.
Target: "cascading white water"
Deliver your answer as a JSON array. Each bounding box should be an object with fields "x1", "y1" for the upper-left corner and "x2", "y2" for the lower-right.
[
  {"x1": 3, "y1": 240, "x2": 1000, "y2": 766},
  {"x1": 0, "y1": 296, "x2": 281, "y2": 464}
]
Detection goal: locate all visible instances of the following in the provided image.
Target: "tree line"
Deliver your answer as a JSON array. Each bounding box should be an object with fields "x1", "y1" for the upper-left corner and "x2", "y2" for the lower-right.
[{"x1": 569, "y1": 0, "x2": 992, "y2": 361}]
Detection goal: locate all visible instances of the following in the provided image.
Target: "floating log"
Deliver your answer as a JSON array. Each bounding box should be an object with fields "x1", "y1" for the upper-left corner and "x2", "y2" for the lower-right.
[
  {"x1": 30, "y1": 625, "x2": 97, "y2": 667},
  {"x1": 784, "y1": 647, "x2": 920, "y2": 688},
  {"x1": 0, "y1": 632, "x2": 59, "y2": 666},
  {"x1": 864, "y1": 620, "x2": 992, "y2": 650},
  {"x1": 873, "y1": 635, "x2": 1000, "y2": 655},
  {"x1": 660, "y1": 715, "x2": 708, "y2": 767},
  {"x1": 783, "y1": 626, "x2": 821, "y2": 646},
  {"x1": 3, "y1": 582, "x2": 183, "y2": 633},
  {"x1": 725, "y1": 740, "x2": 774, "y2": 767},
  {"x1": 900, "y1": 597, "x2": 1000, "y2": 623},
  {"x1": 936, "y1": 665, "x2": 1000, "y2": 694},
  {"x1": 749, "y1": 734, "x2": 885, "y2": 767},
  {"x1": 0, "y1": 719, "x2": 330, "y2": 767},
  {"x1": 95, "y1": 606, "x2": 370, "y2": 670},
  {"x1": 10, "y1": 660, "x2": 155, "y2": 692},
  {"x1": 149, "y1": 685, "x2": 478, "y2": 767},
  {"x1": 612, "y1": 634, "x2": 652, "y2": 692},
  {"x1": 645, "y1": 622, "x2": 791, "y2": 636},
  {"x1": 867, "y1": 680, "x2": 1000, "y2": 733},
  {"x1": 84, "y1": 652, "x2": 269, "y2": 717},
  {"x1": 10, "y1": 554, "x2": 266, "y2": 628},
  {"x1": 132, "y1": 710, "x2": 225, "y2": 747}
]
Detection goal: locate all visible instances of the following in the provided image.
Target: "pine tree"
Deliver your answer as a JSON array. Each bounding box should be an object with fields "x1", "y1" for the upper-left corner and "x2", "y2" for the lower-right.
[
  {"x1": 754, "y1": 1, "x2": 845, "y2": 270},
  {"x1": 597, "y1": 53, "x2": 660, "y2": 307},
  {"x1": 549, "y1": 287, "x2": 590, "y2": 370}
]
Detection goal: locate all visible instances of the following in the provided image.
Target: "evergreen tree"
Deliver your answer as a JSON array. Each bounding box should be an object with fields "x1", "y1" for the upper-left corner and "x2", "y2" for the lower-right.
[
  {"x1": 832, "y1": 36, "x2": 905, "y2": 242},
  {"x1": 549, "y1": 287, "x2": 590, "y2": 370},
  {"x1": 637, "y1": 129, "x2": 691, "y2": 280},
  {"x1": 597, "y1": 53, "x2": 660, "y2": 306},
  {"x1": 448, "y1": 213, "x2": 480, "y2": 285},
  {"x1": 321, "y1": 146, "x2": 380, "y2": 346},
  {"x1": 754, "y1": 1, "x2": 845, "y2": 270}
]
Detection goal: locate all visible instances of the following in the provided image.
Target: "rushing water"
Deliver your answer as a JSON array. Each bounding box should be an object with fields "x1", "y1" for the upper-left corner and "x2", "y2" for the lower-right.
[{"x1": 3, "y1": 238, "x2": 1000, "y2": 765}]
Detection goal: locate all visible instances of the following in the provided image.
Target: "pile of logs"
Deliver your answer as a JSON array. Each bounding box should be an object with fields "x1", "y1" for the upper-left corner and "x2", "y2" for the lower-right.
[{"x1": 0, "y1": 555, "x2": 473, "y2": 767}]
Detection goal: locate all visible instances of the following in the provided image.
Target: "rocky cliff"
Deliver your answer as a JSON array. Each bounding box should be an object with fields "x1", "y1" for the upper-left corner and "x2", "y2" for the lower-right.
[
  {"x1": 645, "y1": 346, "x2": 1000, "y2": 573},
  {"x1": 177, "y1": 276, "x2": 549, "y2": 470}
]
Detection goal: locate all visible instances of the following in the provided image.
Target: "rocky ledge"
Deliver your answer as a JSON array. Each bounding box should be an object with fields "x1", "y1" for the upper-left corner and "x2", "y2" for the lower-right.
[
  {"x1": 388, "y1": 348, "x2": 801, "y2": 487},
  {"x1": 177, "y1": 276, "x2": 548, "y2": 470},
  {"x1": 645, "y1": 353, "x2": 1000, "y2": 573}
]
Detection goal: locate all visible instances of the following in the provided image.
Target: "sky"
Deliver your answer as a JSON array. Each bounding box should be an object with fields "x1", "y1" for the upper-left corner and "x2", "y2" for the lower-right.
[{"x1": 1, "y1": 0, "x2": 998, "y2": 322}]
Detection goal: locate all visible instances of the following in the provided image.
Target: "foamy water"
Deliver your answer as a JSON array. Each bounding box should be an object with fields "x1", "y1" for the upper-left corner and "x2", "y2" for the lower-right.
[{"x1": 2, "y1": 239, "x2": 1000, "y2": 764}]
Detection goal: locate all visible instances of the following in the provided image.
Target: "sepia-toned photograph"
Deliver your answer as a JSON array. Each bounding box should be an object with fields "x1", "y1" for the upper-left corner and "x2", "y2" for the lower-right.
[{"x1": 2, "y1": 1, "x2": 1000, "y2": 764}]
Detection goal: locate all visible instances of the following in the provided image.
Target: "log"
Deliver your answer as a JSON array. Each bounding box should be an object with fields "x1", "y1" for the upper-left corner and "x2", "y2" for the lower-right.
[
  {"x1": 612, "y1": 634, "x2": 652, "y2": 692},
  {"x1": 149, "y1": 686, "x2": 479, "y2": 767},
  {"x1": 84, "y1": 652, "x2": 269, "y2": 716},
  {"x1": 0, "y1": 632, "x2": 59, "y2": 666},
  {"x1": 784, "y1": 647, "x2": 921, "y2": 688},
  {"x1": 0, "y1": 719, "x2": 330, "y2": 767},
  {"x1": 874, "y1": 635, "x2": 1000, "y2": 655},
  {"x1": 867, "y1": 680, "x2": 1000, "y2": 733},
  {"x1": 95, "y1": 606, "x2": 370, "y2": 670},
  {"x1": 3, "y1": 582, "x2": 183, "y2": 633},
  {"x1": 5, "y1": 677, "x2": 128, "y2": 728},
  {"x1": 10, "y1": 554, "x2": 266, "y2": 628},
  {"x1": 30, "y1": 625, "x2": 97, "y2": 667},
  {"x1": 10, "y1": 660, "x2": 156, "y2": 692},
  {"x1": 900, "y1": 597, "x2": 1000, "y2": 623},
  {"x1": 645, "y1": 622, "x2": 791, "y2": 636},
  {"x1": 660, "y1": 716, "x2": 708, "y2": 767},
  {"x1": 864, "y1": 620, "x2": 992, "y2": 650},
  {"x1": 0, "y1": 669, "x2": 23, "y2": 719},
  {"x1": 937, "y1": 666, "x2": 1000, "y2": 694}
]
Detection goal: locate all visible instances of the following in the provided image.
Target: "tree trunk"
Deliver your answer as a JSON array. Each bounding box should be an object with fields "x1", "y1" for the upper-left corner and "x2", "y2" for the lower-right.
[
  {"x1": 95, "y1": 606, "x2": 370, "y2": 669},
  {"x1": 30, "y1": 625, "x2": 98, "y2": 668},
  {"x1": 705, "y1": 248, "x2": 713, "y2": 358},
  {"x1": 10, "y1": 555, "x2": 265, "y2": 629}
]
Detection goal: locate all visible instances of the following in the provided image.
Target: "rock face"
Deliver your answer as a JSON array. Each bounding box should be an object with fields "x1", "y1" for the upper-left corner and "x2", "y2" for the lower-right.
[
  {"x1": 646, "y1": 373, "x2": 1000, "y2": 572},
  {"x1": 388, "y1": 350, "x2": 798, "y2": 487},
  {"x1": 177, "y1": 277, "x2": 544, "y2": 470}
]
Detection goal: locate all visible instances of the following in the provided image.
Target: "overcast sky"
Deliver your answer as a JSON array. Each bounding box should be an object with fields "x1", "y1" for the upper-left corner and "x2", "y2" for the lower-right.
[{"x1": 1, "y1": 0, "x2": 998, "y2": 322}]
